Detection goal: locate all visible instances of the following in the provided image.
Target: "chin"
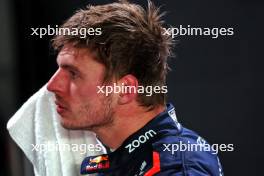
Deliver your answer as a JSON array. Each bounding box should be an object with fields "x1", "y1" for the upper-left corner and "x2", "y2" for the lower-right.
[
  {"x1": 60, "y1": 120, "x2": 92, "y2": 130},
  {"x1": 60, "y1": 122, "x2": 75, "y2": 130},
  {"x1": 60, "y1": 120, "x2": 79, "y2": 130}
]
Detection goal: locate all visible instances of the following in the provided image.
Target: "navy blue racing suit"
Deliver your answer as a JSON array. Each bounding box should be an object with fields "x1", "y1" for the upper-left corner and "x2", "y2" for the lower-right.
[{"x1": 81, "y1": 104, "x2": 224, "y2": 176}]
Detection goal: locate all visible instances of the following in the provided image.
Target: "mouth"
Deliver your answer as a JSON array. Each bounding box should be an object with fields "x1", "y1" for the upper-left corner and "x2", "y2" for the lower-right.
[{"x1": 55, "y1": 101, "x2": 68, "y2": 115}]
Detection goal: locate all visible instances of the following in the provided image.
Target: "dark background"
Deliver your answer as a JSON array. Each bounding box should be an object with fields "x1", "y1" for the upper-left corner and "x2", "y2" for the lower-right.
[{"x1": 1, "y1": 0, "x2": 263, "y2": 175}]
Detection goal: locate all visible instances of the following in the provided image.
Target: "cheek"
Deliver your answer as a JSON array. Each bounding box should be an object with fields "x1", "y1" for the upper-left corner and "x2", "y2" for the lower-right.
[{"x1": 73, "y1": 83, "x2": 100, "y2": 102}]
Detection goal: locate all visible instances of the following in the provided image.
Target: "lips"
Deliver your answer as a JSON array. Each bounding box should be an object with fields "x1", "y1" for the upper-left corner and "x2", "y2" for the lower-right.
[
  {"x1": 55, "y1": 101, "x2": 68, "y2": 114},
  {"x1": 55, "y1": 101, "x2": 67, "y2": 108}
]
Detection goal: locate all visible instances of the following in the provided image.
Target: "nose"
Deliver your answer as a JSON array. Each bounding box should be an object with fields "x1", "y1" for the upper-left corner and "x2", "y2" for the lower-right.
[{"x1": 47, "y1": 69, "x2": 66, "y2": 94}]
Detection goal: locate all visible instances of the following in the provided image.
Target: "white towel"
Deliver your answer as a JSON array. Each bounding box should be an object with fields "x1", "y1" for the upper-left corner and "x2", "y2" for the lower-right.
[{"x1": 7, "y1": 85, "x2": 106, "y2": 176}]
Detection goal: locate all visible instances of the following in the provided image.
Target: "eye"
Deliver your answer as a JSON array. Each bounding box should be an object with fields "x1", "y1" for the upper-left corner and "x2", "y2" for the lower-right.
[{"x1": 69, "y1": 70, "x2": 78, "y2": 79}]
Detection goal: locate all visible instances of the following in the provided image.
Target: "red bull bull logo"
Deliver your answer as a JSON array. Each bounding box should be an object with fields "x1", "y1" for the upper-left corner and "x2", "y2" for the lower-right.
[
  {"x1": 86, "y1": 155, "x2": 110, "y2": 171},
  {"x1": 89, "y1": 155, "x2": 109, "y2": 164}
]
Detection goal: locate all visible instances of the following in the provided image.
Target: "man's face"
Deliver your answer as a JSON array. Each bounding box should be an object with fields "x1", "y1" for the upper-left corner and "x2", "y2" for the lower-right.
[{"x1": 47, "y1": 45, "x2": 114, "y2": 130}]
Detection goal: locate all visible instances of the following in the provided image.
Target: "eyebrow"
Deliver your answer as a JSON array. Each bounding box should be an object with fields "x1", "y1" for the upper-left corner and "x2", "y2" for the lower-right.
[{"x1": 60, "y1": 63, "x2": 81, "y2": 74}]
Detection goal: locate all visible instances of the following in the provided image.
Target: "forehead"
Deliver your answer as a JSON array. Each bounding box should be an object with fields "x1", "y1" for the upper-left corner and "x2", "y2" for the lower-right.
[
  {"x1": 57, "y1": 46, "x2": 90, "y2": 64},
  {"x1": 56, "y1": 45, "x2": 106, "y2": 75}
]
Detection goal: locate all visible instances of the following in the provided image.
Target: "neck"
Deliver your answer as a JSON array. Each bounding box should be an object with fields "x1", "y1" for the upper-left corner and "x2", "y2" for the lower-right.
[{"x1": 92, "y1": 104, "x2": 165, "y2": 149}]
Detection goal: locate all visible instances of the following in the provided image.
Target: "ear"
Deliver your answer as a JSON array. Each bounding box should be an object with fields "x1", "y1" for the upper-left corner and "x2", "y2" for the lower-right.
[{"x1": 117, "y1": 74, "x2": 138, "y2": 105}]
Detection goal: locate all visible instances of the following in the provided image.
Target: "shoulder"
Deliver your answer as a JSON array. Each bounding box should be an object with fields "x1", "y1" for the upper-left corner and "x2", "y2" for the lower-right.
[{"x1": 150, "y1": 125, "x2": 224, "y2": 176}]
